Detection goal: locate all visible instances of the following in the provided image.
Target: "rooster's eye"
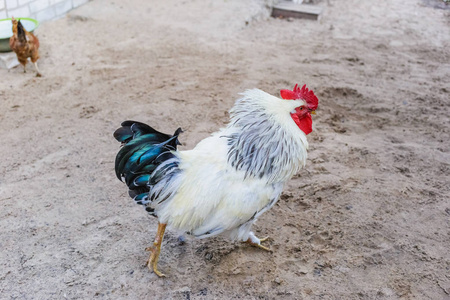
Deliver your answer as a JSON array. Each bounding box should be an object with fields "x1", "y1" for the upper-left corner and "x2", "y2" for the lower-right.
[{"x1": 300, "y1": 107, "x2": 303, "y2": 110}]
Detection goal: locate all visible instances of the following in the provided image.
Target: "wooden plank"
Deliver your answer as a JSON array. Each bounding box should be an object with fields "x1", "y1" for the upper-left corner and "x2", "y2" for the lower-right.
[{"x1": 272, "y1": 1, "x2": 323, "y2": 20}]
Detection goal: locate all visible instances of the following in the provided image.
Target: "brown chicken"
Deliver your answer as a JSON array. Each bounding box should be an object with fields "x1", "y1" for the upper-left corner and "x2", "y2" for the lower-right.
[{"x1": 9, "y1": 17, "x2": 41, "y2": 77}]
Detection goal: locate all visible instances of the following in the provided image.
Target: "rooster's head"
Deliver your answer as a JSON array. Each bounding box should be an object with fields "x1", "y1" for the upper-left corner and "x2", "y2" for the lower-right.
[{"x1": 280, "y1": 84, "x2": 318, "y2": 135}]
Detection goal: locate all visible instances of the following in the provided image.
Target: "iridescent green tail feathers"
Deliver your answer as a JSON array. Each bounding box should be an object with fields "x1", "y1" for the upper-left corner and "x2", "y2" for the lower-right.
[{"x1": 113, "y1": 120, "x2": 182, "y2": 211}]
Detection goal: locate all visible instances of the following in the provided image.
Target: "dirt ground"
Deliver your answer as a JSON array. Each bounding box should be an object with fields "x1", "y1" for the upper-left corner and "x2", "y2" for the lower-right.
[{"x1": 0, "y1": 0, "x2": 449, "y2": 299}]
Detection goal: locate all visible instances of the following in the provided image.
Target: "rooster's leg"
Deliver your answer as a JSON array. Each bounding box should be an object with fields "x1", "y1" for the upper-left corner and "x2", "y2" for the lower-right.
[
  {"x1": 33, "y1": 62, "x2": 42, "y2": 77},
  {"x1": 245, "y1": 231, "x2": 272, "y2": 252},
  {"x1": 145, "y1": 222, "x2": 167, "y2": 277}
]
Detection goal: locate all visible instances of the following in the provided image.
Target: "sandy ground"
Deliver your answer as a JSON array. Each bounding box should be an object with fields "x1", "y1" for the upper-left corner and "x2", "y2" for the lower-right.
[{"x1": 1, "y1": 0, "x2": 449, "y2": 299}]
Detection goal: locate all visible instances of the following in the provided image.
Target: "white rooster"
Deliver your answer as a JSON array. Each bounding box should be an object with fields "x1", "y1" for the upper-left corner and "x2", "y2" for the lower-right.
[{"x1": 114, "y1": 84, "x2": 319, "y2": 276}]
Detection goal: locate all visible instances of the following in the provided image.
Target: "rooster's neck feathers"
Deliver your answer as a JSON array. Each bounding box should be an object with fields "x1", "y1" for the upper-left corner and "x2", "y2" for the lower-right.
[{"x1": 225, "y1": 89, "x2": 308, "y2": 183}]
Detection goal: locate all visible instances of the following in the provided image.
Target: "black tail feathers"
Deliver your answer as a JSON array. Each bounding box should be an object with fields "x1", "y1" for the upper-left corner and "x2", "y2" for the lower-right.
[
  {"x1": 17, "y1": 20, "x2": 26, "y2": 43},
  {"x1": 113, "y1": 121, "x2": 182, "y2": 210},
  {"x1": 113, "y1": 120, "x2": 182, "y2": 145}
]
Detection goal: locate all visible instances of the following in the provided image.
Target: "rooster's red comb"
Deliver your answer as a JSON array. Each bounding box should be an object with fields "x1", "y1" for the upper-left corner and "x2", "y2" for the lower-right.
[{"x1": 280, "y1": 84, "x2": 318, "y2": 111}]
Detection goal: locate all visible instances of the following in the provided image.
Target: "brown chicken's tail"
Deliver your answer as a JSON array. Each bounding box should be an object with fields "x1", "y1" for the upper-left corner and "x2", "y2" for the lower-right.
[{"x1": 16, "y1": 20, "x2": 27, "y2": 43}]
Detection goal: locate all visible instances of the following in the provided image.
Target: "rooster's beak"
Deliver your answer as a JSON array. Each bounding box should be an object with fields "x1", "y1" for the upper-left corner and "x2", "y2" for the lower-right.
[{"x1": 310, "y1": 111, "x2": 316, "y2": 115}]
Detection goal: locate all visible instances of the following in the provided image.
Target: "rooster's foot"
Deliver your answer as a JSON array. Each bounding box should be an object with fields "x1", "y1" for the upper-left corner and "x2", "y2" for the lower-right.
[
  {"x1": 245, "y1": 232, "x2": 272, "y2": 252},
  {"x1": 145, "y1": 246, "x2": 165, "y2": 277},
  {"x1": 144, "y1": 222, "x2": 167, "y2": 277}
]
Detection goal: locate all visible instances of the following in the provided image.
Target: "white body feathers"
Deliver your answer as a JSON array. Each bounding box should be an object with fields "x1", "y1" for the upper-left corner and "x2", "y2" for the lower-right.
[{"x1": 151, "y1": 89, "x2": 309, "y2": 242}]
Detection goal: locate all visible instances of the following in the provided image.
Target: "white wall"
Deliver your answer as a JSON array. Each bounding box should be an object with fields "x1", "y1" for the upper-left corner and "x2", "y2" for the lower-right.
[
  {"x1": 0, "y1": 0, "x2": 89, "y2": 23},
  {"x1": 0, "y1": 1, "x2": 6, "y2": 19}
]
